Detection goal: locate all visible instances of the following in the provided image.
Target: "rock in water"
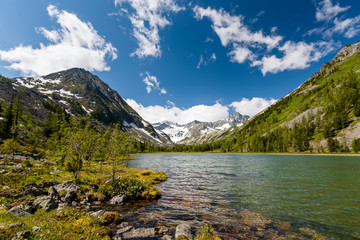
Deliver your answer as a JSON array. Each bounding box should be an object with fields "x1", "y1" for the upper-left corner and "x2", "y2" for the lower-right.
[
  {"x1": 122, "y1": 228, "x2": 157, "y2": 239},
  {"x1": 175, "y1": 224, "x2": 192, "y2": 240},
  {"x1": 109, "y1": 195, "x2": 124, "y2": 205}
]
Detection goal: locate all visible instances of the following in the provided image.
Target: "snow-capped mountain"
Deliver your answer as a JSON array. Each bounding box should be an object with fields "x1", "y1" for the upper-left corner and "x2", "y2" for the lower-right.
[
  {"x1": 153, "y1": 112, "x2": 249, "y2": 144},
  {"x1": 8, "y1": 68, "x2": 173, "y2": 146}
]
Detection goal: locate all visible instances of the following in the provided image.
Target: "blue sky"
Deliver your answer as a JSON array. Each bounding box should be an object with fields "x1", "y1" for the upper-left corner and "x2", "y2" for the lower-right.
[{"x1": 0, "y1": 0, "x2": 359, "y2": 124}]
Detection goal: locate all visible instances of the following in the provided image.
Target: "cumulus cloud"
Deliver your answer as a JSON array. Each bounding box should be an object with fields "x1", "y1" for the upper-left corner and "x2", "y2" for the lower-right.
[
  {"x1": 0, "y1": 5, "x2": 117, "y2": 76},
  {"x1": 252, "y1": 41, "x2": 337, "y2": 75},
  {"x1": 194, "y1": 6, "x2": 282, "y2": 50},
  {"x1": 142, "y1": 72, "x2": 167, "y2": 94},
  {"x1": 126, "y1": 99, "x2": 230, "y2": 124},
  {"x1": 194, "y1": 6, "x2": 337, "y2": 75},
  {"x1": 309, "y1": 0, "x2": 360, "y2": 39},
  {"x1": 230, "y1": 97, "x2": 277, "y2": 117},
  {"x1": 315, "y1": 0, "x2": 349, "y2": 22},
  {"x1": 115, "y1": 0, "x2": 183, "y2": 58}
]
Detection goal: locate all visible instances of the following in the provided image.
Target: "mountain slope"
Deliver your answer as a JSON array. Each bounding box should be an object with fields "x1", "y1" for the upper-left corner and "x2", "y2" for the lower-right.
[
  {"x1": 213, "y1": 41, "x2": 360, "y2": 153},
  {"x1": 4, "y1": 68, "x2": 173, "y2": 146},
  {"x1": 153, "y1": 112, "x2": 249, "y2": 144}
]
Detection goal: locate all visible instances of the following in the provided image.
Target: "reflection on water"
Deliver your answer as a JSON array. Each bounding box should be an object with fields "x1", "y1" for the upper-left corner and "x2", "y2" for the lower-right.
[{"x1": 122, "y1": 154, "x2": 360, "y2": 239}]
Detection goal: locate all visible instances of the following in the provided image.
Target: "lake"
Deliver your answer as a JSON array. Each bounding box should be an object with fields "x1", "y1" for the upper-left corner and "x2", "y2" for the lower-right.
[{"x1": 127, "y1": 153, "x2": 360, "y2": 239}]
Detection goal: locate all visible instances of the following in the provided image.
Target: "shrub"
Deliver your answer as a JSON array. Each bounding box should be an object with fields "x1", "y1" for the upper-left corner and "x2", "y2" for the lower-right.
[{"x1": 100, "y1": 178, "x2": 146, "y2": 200}]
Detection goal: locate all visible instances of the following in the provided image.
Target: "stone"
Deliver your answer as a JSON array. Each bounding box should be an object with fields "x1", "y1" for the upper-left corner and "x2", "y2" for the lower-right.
[
  {"x1": 34, "y1": 196, "x2": 58, "y2": 211},
  {"x1": 161, "y1": 235, "x2": 173, "y2": 240},
  {"x1": 14, "y1": 186, "x2": 47, "y2": 198},
  {"x1": 11, "y1": 230, "x2": 31, "y2": 240},
  {"x1": 57, "y1": 203, "x2": 67, "y2": 210},
  {"x1": 32, "y1": 226, "x2": 41, "y2": 232},
  {"x1": 7, "y1": 223, "x2": 23, "y2": 228},
  {"x1": 12, "y1": 168, "x2": 23, "y2": 173},
  {"x1": 0, "y1": 204, "x2": 9, "y2": 211},
  {"x1": 109, "y1": 195, "x2": 124, "y2": 205},
  {"x1": 100, "y1": 211, "x2": 124, "y2": 225},
  {"x1": 156, "y1": 227, "x2": 169, "y2": 235},
  {"x1": 63, "y1": 191, "x2": 77, "y2": 204},
  {"x1": 54, "y1": 181, "x2": 80, "y2": 193},
  {"x1": 116, "y1": 222, "x2": 134, "y2": 235},
  {"x1": 42, "y1": 181, "x2": 59, "y2": 188},
  {"x1": 91, "y1": 210, "x2": 105, "y2": 219},
  {"x1": 175, "y1": 224, "x2": 192, "y2": 240},
  {"x1": 122, "y1": 228, "x2": 156, "y2": 239},
  {"x1": 48, "y1": 186, "x2": 60, "y2": 200},
  {"x1": 7, "y1": 204, "x2": 35, "y2": 217},
  {"x1": 0, "y1": 169, "x2": 7, "y2": 174}
]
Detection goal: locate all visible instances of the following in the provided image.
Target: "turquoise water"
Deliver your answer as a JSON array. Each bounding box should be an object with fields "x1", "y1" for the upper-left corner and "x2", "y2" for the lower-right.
[{"x1": 128, "y1": 154, "x2": 360, "y2": 239}]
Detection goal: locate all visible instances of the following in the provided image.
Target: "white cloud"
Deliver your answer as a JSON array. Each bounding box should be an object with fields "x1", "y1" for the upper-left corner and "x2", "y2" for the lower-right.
[
  {"x1": 333, "y1": 16, "x2": 360, "y2": 38},
  {"x1": 0, "y1": 5, "x2": 117, "y2": 76},
  {"x1": 126, "y1": 99, "x2": 230, "y2": 124},
  {"x1": 196, "y1": 52, "x2": 216, "y2": 69},
  {"x1": 315, "y1": 0, "x2": 349, "y2": 22},
  {"x1": 126, "y1": 97, "x2": 277, "y2": 124},
  {"x1": 230, "y1": 97, "x2": 277, "y2": 117},
  {"x1": 194, "y1": 6, "x2": 282, "y2": 49},
  {"x1": 115, "y1": 0, "x2": 183, "y2": 58},
  {"x1": 309, "y1": 0, "x2": 360, "y2": 39},
  {"x1": 229, "y1": 46, "x2": 253, "y2": 64},
  {"x1": 142, "y1": 72, "x2": 167, "y2": 94},
  {"x1": 252, "y1": 41, "x2": 336, "y2": 75},
  {"x1": 193, "y1": 6, "x2": 335, "y2": 75}
]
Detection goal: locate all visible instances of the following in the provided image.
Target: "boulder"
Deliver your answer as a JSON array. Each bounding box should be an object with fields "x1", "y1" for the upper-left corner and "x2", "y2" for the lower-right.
[
  {"x1": 109, "y1": 195, "x2": 124, "y2": 205},
  {"x1": 11, "y1": 230, "x2": 31, "y2": 240},
  {"x1": 32, "y1": 226, "x2": 41, "y2": 232},
  {"x1": 34, "y1": 196, "x2": 58, "y2": 211},
  {"x1": 48, "y1": 186, "x2": 60, "y2": 200},
  {"x1": 122, "y1": 228, "x2": 156, "y2": 239},
  {"x1": 54, "y1": 181, "x2": 80, "y2": 193},
  {"x1": 63, "y1": 191, "x2": 77, "y2": 205},
  {"x1": 7, "y1": 204, "x2": 35, "y2": 217},
  {"x1": 175, "y1": 224, "x2": 192, "y2": 240},
  {"x1": 42, "y1": 181, "x2": 60, "y2": 188},
  {"x1": 7, "y1": 223, "x2": 23, "y2": 228},
  {"x1": 0, "y1": 169, "x2": 7, "y2": 174},
  {"x1": 116, "y1": 222, "x2": 134, "y2": 235},
  {"x1": 14, "y1": 186, "x2": 47, "y2": 198},
  {"x1": 90, "y1": 210, "x2": 105, "y2": 219}
]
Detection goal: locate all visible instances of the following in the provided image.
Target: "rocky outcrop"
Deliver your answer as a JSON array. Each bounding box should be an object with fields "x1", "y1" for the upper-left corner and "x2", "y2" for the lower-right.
[
  {"x1": 7, "y1": 204, "x2": 35, "y2": 217},
  {"x1": 33, "y1": 196, "x2": 58, "y2": 211}
]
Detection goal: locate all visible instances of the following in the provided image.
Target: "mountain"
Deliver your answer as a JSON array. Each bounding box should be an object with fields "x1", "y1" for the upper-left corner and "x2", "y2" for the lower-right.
[
  {"x1": 212, "y1": 41, "x2": 360, "y2": 153},
  {"x1": 1, "y1": 68, "x2": 173, "y2": 146},
  {"x1": 153, "y1": 112, "x2": 249, "y2": 144}
]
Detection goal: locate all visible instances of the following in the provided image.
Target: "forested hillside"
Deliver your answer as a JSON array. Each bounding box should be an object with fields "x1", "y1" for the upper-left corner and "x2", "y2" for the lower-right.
[{"x1": 182, "y1": 41, "x2": 360, "y2": 153}]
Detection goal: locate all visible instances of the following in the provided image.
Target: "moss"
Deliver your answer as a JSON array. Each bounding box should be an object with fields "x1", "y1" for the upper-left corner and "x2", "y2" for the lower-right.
[
  {"x1": 194, "y1": 225, "x2": 222, "y2": 240},
  {"x1": 100, "y1": 211, "x2": 124, "y2": 226},
  {"x1": 0, "y1": 207, "x2": 112, "y2": 239}
]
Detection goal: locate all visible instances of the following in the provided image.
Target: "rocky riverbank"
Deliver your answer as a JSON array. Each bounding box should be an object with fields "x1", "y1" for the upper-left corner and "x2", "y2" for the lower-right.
[{"x1": 0, "y1": 154, "x2": 328, "y2": 239}]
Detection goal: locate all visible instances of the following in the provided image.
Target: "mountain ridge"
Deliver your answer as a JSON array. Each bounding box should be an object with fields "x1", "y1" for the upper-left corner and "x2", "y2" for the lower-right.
[
  {"x1": 153, "y1": 112, "x2": 249, "y2": 144},
  {"x1": 4, "y1": 68, "x2": 173, "y2": 146}
]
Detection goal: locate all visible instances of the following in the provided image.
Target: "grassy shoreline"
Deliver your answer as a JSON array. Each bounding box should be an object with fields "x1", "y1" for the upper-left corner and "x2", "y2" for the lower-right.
[{"x1": 0, "y1": 156, "x2": 167, "y2": 239}]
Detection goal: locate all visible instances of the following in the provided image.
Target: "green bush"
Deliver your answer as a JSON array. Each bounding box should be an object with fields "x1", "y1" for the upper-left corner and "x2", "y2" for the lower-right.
[{"x1": 99, "y1": 177, "x2": 146, "y2": 200}]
